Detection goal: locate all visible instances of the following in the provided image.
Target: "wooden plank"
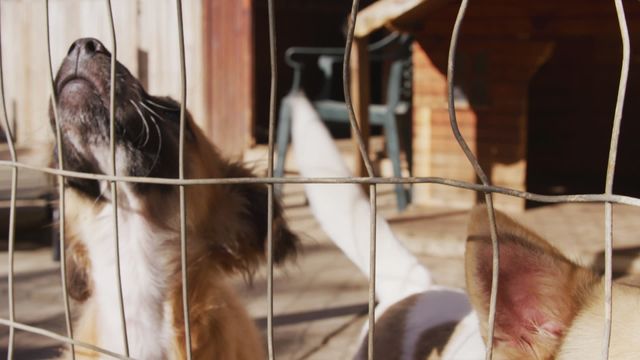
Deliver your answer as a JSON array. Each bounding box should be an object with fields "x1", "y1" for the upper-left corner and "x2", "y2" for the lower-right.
[
  {"x1": 355, "y1": 0, "x2": 427, "y2": 37},
  {"x1": 411, "y1": 10, "x2": 640, "y2": 39},
  {"x1": 357, "y1": 0, "x2": 640, "y2": 39},
  {"x1": 1, "y1": 0, "x2": 139, "y2": 148},
  {"x1": 202, "y1": 0, "x2": 253, "y2": 157},
  {"x1": 138, "y1": 0, "x2": 205, "y2": 144}
]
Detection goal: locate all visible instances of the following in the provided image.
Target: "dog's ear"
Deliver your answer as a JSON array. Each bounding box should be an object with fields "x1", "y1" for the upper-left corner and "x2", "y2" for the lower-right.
[
  {"x1": 180, "y1": 110, "x2": 298, "y2": 274},
  {"x1": 465, "y1": 206, "x2": 598, "y2": 359},
  {"x1": 216, "y1": 162, "x2": 299, "y2": 273}
]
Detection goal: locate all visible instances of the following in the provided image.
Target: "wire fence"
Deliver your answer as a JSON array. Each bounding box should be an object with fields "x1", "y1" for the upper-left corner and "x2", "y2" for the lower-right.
[{"x1": 0, "y1": 0, "x2": 634, "y2": 359}]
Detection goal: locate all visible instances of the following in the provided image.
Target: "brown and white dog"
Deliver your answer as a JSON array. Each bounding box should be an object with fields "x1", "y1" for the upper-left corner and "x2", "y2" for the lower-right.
[
  {"x1": 53, "y1": 38, "x2": 298, "y2": 359},
  {"x1": 287, "y1": 93, "x2": 640, "y2": 360}
]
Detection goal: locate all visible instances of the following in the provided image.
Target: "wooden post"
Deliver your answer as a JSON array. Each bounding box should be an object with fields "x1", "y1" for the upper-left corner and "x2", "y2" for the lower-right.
[
  {"x1": 202, "y1": 0, "x2": 254, "y2": 157},
  {"x1": 350, "y1": 36, "x2": 371, "y2": 182}
]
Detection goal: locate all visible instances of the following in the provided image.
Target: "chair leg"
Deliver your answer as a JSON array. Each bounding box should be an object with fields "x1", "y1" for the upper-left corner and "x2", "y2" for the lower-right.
[
  {"x1": 275, "y1": 97, "x2": 293, "y2": 195},
  {"x1": 399, "y1": 114, "x2": 413, "y2": 177},
  {"x1": 398, "y1": 114, "x2": 413, "y2": 202},
  {"x1": 384, "y1": 114, "x2": 409, "y2": 211}
]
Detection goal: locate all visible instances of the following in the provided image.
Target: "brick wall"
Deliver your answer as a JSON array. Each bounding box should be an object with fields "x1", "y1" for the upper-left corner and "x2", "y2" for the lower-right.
[{"x1": 409, "y1": 2, "x2": 556, "y2": 211}]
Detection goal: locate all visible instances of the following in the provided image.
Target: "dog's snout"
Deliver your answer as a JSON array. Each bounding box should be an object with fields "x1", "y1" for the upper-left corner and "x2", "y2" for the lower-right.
[{"x1": 67, "y1": 38, "x2": 109, "y2": 59}]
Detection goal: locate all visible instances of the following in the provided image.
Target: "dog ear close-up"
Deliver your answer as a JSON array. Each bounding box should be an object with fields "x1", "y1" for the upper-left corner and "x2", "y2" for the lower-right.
[
  {"x1": 213, "y1": 161, "x2": 299, "y2": 274},
  {"x1": 465, "y1": 206, "x2": 598, "y2": 359}
]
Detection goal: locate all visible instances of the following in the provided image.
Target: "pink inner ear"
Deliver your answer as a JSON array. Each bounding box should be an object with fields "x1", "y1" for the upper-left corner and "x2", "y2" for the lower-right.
[
  {"x1": 539, "y1": 321, "x2": 564, "y2": 338},
  {"x1": 497, "y1": 286, "x2": 565, "y2": 345},
  {"x1": 479, "y1": 241, "x2": 568, "y2": 344}
]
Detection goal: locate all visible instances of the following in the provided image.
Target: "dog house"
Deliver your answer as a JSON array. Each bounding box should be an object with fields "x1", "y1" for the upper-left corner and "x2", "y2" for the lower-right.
[{"x1": 356, "y1": 0, "x2": 640, "y2": 211}]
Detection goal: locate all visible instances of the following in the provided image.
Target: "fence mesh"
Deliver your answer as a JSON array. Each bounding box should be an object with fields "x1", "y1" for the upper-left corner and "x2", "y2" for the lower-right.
[{"x1": 0, "y1": 0, "x2": 635, "y2": 359}]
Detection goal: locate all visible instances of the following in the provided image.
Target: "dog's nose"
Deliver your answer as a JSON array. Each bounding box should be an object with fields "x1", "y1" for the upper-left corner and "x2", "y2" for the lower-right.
[{"x1": 67, "y1": 38, "x2": 109, "y2": 59}]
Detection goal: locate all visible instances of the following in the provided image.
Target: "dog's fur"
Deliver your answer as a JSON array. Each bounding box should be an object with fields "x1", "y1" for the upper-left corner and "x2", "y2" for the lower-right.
[
  {"x1": 52, "y1": 38, "x2": 298, "y2": 359},
  {"x1": 364, "y1": 206, "x2": 640, "y2": 359}
]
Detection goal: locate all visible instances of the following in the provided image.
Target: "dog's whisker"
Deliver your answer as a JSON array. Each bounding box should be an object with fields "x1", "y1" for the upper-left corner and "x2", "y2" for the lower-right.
[
  {"x1": 129, "y1": 99, "x2": 151, "y2": 148},
  {"x1": 140, "y1": 101, "x2": 169, "y2": 123},
  {"x1": 144, "y1": 114, "x2": 163, "y2": 178},
  {"x1": 144, "y1": 98, "x2": 179, "y2": 112},
  {"x1": 139, "y1": 107, "x2": 151, "y2": 147},
  {"x1": 92, "y1": 184, "x2": 108, "y2": 207}
]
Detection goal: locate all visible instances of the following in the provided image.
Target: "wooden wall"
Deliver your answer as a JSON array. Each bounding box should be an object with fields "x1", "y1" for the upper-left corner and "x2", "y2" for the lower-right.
[
  {"x1": 0, "y1": 0, "x2": 375, "y2": 160},
  {"x1": 202, "y1": 0, "x2": 253, "y2": 156},
  {"x1": 0, "y1": 0, "x2": 206, "y2": 161}
]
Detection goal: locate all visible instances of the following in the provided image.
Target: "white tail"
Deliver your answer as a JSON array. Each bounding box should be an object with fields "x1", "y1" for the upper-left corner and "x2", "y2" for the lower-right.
[{"x1": 289, "y1": 93, "x2": 431, "y2": 307}]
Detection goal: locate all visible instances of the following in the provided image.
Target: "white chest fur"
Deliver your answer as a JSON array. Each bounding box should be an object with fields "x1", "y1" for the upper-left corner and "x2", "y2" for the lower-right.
[{"x1": 81, "y1": 202, "x2": 177, "y2": 359}]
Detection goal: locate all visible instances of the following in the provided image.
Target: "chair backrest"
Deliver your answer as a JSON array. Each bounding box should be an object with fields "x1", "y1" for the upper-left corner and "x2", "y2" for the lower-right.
[
  {"x1": 314, "y1": 32, "x2": 413, "y2": 108},
  {"x1": 383, "y1": 37, "x2": 412, "y2": 110},
  {"x1": 317, "y1": 56, "x2": 336, "y2": 100}
]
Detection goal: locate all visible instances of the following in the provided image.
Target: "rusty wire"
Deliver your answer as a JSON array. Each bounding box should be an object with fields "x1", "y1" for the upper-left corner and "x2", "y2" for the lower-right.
[
  {"x1": 3, "y1": 160, "x2": 640, "y2": 205},
  {"x1": 602, "y1": 0, "x2": 630, "y2": 358},
  {"x1": 44, "y1": 1, "x2": 75, "y2": 358},
  {"x1": 105, "y1": 0, "x2": 131, "y2": 356},
  {"x1": 342, "y1": 1, "x2": 379, "y2": 357},
  {"x1": 445, "y1": 0, "x2": 500, "y2": 358}
]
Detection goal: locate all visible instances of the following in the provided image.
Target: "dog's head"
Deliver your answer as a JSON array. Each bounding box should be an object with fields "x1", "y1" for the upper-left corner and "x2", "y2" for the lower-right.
[
  {"x1": 52, "y1": 38, "x2": 189, "y2": 195},
  {"x1": 466, "y1": 206, "x2": 640, "y2": 359},
  {"x1": 53, "y1": 38, "x2": 297, "y2": 275}
]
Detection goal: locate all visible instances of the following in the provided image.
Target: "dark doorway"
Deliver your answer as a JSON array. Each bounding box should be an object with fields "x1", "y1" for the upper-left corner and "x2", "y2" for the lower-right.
[{"x1": 527, "y1": 35, "x2": 640, "y2": 205}]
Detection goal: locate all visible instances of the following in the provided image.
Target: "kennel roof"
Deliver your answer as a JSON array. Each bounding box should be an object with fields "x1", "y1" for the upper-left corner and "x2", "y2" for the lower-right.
[{"x1": 355, "y1": 0, "x2": 452, "y2": 37}]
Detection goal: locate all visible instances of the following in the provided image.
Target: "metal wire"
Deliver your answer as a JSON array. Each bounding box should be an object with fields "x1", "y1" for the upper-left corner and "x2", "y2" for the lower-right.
[
  {"x1": 602, "y1": 1, "x2": 630, "y2": 358},
  {"x1": 266, "y1": 0, "x2": 278, "y2": 358},
  {"x1": 343, "y1": 0, "x2": 375, "y2": 178},
  {"x1": 105, "y1": 0, "x2": 130, "y2": 356},
  {"x1": 445, "y1": 2, "x2": 500, "y2": 356},
  {"x1": 2, "y1": 160, "x2": 640, "y2": 205},
  {"x1": 342, "y1": 1, "x2": 379, "y2": 358},
  {"x1": 367, "y1": 185, "x2": 377, "y2": 359},
  {"x1": 174, "y1": 0, "x2": 192, "y2": 358},
  {"x1": 0, "y1": 4, "x2": 18, "y2": 358},
  {"x1": 0, "y1": 318, "x2": 134, "y2": 360},
  {"x1": 44, "y1": 1, "x2": 75, "y2": 358}
]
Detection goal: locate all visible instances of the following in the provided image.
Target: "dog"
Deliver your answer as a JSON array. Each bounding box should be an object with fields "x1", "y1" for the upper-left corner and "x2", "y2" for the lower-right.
[
  {"x1": 360, "y1": 206, "x2": 640, "y2": 359},
  {"x1": 285, "y1": 93, "x2": 640, "y2": 359},
  {"x1": 52, "y1": 38, "x2": 298, "y2": 359}
]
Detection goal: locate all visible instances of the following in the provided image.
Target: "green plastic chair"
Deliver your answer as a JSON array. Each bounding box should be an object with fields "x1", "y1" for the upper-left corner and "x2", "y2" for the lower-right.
[{"x1": 275, "y1": 32, "x2": 413, "y2": 210}]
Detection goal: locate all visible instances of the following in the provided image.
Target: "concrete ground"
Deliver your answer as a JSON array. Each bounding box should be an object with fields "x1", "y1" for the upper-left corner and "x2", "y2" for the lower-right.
[{"x1": 1, "y1": 140, "x2": 640, "y2": 359}]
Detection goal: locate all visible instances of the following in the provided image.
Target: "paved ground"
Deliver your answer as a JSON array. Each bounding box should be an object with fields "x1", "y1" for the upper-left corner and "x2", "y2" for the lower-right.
[{"x1": 1, "y1": 141, "x2": 640, "y2": 359}]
